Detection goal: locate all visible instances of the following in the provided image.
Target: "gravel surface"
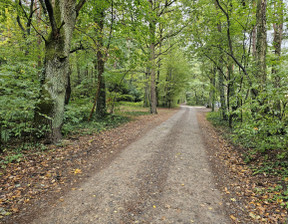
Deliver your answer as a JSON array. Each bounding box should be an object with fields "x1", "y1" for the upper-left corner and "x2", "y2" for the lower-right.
[{"x1": 31, "y1": 106, "x2": 229, "y2": 224}]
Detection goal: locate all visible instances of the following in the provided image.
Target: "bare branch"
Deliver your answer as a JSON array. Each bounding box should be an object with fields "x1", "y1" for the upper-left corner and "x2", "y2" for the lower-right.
[{"x1": 203, "y1": 52, "x2": 227, "y2": 80}]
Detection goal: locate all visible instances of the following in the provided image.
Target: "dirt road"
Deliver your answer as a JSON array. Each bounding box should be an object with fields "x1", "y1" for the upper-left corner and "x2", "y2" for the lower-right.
[{"x1": 31, "y1": 106, "x2": 229, "y2": 224}]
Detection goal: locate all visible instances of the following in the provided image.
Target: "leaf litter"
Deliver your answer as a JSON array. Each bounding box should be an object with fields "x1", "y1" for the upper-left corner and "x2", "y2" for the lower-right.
[
  {"x1": 0, "y1": 108, "x2": 177, "y2": 223},
  {"x1": 197, "y1": 108, "x2": 288, "y2": 223}
]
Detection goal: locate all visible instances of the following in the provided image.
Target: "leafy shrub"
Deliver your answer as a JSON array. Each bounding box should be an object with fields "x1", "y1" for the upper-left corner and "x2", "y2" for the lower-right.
[
  {"x1": 0, "y1": 62, "x2": 40, "y2": 149},
  {"x1": 62, "y1": 100, "x2": 130, "y2": 136}
]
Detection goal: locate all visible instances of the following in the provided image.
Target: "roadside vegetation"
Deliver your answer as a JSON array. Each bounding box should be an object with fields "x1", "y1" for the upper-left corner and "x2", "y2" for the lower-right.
[{"x1": 207, "y1": 111, "x2": 288, "y2": 214}]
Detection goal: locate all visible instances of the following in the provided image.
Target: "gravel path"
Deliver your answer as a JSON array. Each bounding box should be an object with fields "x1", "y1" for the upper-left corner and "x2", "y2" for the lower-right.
[{"x1": 31, "y1": 106, "x2": 229, "y2": 224}]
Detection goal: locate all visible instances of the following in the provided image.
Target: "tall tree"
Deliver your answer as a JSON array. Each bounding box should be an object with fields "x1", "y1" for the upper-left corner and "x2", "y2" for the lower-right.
[
  {"x1": 254, "y1": 0, "x2": 267, "y2": 96},
  {"x1": 34, "y1": 0, "x2": 86, "y2": 143}
]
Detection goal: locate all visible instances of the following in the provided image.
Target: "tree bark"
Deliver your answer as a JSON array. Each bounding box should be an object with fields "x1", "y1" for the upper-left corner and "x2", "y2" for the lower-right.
[
  {"x1": 88, "y1": 7, "x2": 108, "y2": 119},
  {"x1": 227, "y1": 62, "x2": 235, "y2": 128}
]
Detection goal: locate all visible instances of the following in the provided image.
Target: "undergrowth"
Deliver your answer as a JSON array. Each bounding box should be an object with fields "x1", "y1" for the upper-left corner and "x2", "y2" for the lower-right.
[
  {"x1": 1, "y1": 101, "x2": 147, "y2": 167},
  {"x1": 207, "y1": 111, "x2": 288, "y2": 208}
]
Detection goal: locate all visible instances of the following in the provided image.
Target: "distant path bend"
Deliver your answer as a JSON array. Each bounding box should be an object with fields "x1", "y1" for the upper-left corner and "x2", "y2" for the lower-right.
[{"x1": 32, "y1": 106, "x2": 229, "y2": 224}]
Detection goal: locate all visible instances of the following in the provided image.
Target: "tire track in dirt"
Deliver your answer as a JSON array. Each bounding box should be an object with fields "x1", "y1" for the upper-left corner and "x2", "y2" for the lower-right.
[{"x1": 120, "y1": 109, "x2": 189, "y2": 223}]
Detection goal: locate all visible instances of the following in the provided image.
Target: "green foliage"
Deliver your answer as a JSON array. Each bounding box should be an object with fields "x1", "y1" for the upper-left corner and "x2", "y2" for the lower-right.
[
  {"x1": 0, "y1": 61, "x2": 40, "y2": 147},
  {"x1": 158, "y1": 48, "x2": 191, "y2": 107},
  {"x1": 208, "y1": 104, "x2": 288, "y2": 179},
  {"x1": 62, "y1": 99, "x2": 130, "y2": 136},
  {"x1": 0, "y1": 153, "x2": 23, "y2": 168},
  {"x1": 207, "y1": 111, "x2": 229, "y2": 127}
]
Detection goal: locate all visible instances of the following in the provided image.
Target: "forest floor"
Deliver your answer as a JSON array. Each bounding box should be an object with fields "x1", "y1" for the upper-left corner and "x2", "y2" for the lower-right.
[{"x1": 1, "y1": 106, "x2": 287, "y2": 223}]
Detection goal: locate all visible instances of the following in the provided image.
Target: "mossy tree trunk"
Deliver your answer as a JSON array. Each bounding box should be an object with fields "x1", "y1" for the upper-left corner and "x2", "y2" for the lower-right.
[{"x1": 34, "y1": 0, "x2": 86, "y2": 143}]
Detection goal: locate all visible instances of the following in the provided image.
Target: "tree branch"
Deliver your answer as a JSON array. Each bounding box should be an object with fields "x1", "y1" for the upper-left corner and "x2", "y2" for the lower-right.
[
  {"x1": 44, "y1": 0, "x2": 57, "y2": 34},
  {"x1": 16, "y1": 16, "x2": 25, "y2": 32},
  {"x1": 75, "y1": 0, "x2": 87, "y2": 17},
  {"x1": 158, "y1": 0, "x2": 176, "y2": 17},
  {"x1": 106, "y1": 0, "x2": 114, "y2": 55},
  {"x1": 155, "y1": 24, "x2": 187, "y2": 47},
  {"x1": 18, "y1": 0, "x2": 46, "y2": 41},
  {"x1": 70, "y1": 42, "x2": 87, "y2": 53},
  {"x1": 39, "y1": 0, "x2": 47, "y2": 14},
  {"x1": 26, "y1": 0, "x2": 35, "y2": 35},
  {"x1": 155, "y1": 41, "x2": 178, "y2": 58},
  {"x1": 203, "y1": 52, "x2": 227, "y2": 80}
]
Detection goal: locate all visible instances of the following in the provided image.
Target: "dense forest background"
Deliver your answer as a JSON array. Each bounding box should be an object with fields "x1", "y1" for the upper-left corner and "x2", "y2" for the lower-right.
[{"x1": 0, "y1": 0, "x2": 288, "y2": 172}]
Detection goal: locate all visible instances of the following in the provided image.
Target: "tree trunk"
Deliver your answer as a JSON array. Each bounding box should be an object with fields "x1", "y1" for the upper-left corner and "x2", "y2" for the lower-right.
[
  {"x1": 34, "y1": 0, "x2": 80, "y2": 143},
  {"x1": 218, "y1": 67, "x2": 227, "y2": 120},
  {"x1": 150, "y1": 41, "x2": 157, "y2": 114},
  {"x1": 143, "y1": 68, "x2": 150, "y2": 107},
  {"x1": 35, "y1": 38, "x2": 72, "y2": 143},
  {"x1": 88, "y1": 8, "x2": 107, "y2": 119},
  {"x1": 156, "y1": 26, "x2": 163, "y2": 106},
  {"x1": 164, "y1": 68, "x2": 171, "y2": 107},
  {"x1": 227, "y1": 62, "x2": 235, "y2": 128},
  {"x1": 76, "y1": 51, "x2": 81, "y2": 85},
  {"x1": 272, "y1": 0, "x2": 283, "y2": 115},
  {"x1": 95, "y1": 60, "x2": 106, "y2": 117},
  {"x1": 254, "y1": 0, "x2": 267, "y2": 95},
  {"x1": 95, "y1": 9, "x2": 107, "y2": 118},
  {"x1": 214, "y1": 5, "x2": 227, "y2": 120},
  {"x1": 148, "y1": 0, "x2": 157, "y2": 114},
  {"x1": 210, "y1": 67, "x2": 216, "y2": 112}
]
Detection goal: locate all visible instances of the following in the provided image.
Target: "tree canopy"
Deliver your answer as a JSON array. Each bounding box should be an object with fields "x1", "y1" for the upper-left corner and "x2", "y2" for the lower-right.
[{"x1": 0, "y1": 0, "x2": 287, "y2": 163}]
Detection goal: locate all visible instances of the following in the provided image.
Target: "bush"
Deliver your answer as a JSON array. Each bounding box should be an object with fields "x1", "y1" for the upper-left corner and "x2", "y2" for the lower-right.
[{"x1": 0, "y1": 62, "x2": 40, "y2": 149}]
